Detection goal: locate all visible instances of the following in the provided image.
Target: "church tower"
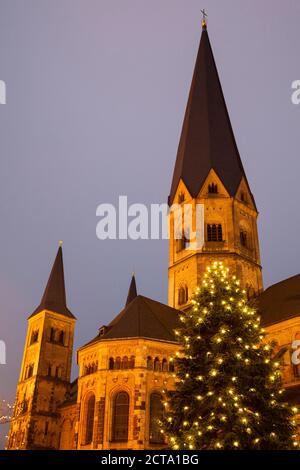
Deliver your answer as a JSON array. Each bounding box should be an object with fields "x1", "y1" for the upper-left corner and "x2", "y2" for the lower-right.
[
  {"x1": 7, "y1": 246, "x2": 76, "y2": 450},
  {"x1": 168, "y1": 19, "x2": 263, "y2": 309}
]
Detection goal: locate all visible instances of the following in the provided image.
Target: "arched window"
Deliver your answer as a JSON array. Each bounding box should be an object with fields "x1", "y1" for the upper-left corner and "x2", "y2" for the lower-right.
[
  {"x1": 154, "y1": 358, "x2": 161, "y2": 372},
  {"x1": 240, "y1": 230, "x2": 248, "y2": 248},
  {"x1": 109, "y1": 357, "x2": 114, "y2": 370},
  {"x1": 178, "y1": 286, "x2": 188, "y2": 306},
  {"x1": 84, "y1": 394, "x2": 95, "y2": 445},
  {"x1": 47, "y1": 365, "x2": 52, "y2": 377},
  {"x1": 122, "y1": 356, "x2": 129, "y2": 370},
  {"x1": 162, "y1": 359, "x2": 168, "y2": 372},
  {"x1": 112, "y1": 392, "x2": 129, "y2": 442},
  {"x1": 58, "y1": 331, "x2": 64, "y2": 345},
  {"x1": 50, "y1": 328, "x2": 55, "y2": 343},
  {"x1": 169, "y1": 361, "x2": 175, "y2": 373},
  {"x1": 147, "y1": 356, "x2": 153, "y2": 370},
  {"x1": 149, "y1": 393, "x2": 164, "y2": 444},
  {"x1": 129, "y1": 356, "x2": 135, "y2": 368},
  {"x1": 115, "y1": 357, "x2": 121, "y2": 370}
]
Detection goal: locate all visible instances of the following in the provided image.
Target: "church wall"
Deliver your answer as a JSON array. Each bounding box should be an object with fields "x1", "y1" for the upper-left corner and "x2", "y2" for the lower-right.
[{"x1": 76, "y1": 338, "x2": 178, "y2": 450}]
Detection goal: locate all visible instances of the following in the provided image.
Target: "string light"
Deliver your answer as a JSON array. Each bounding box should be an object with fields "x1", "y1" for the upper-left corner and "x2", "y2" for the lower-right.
[{"x1": 160, "y1": 261, "x2": 298, "y2": 450}]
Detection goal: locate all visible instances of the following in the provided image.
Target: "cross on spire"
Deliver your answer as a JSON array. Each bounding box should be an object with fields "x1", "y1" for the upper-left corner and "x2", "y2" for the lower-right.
[{"x1": 200, "y1": 8, "x2": 208, "y2": 29}]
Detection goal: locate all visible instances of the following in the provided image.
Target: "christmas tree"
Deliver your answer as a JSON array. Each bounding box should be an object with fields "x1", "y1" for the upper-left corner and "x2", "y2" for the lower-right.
[{"x1": 162, "y1": 261, "x2": 298, "y2": 450}]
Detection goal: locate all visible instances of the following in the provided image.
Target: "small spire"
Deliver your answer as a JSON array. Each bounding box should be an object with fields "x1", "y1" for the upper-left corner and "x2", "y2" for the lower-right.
[
  {"x1": 29, "y1": 245, "x2": 75, "y2": 319},
  {"x1": 201, "y1": 8, "x2": 208, "y2": 30},
  {"x1": 59, "y1": 240, "x2": 63, "y2": 247},
  {"x1": 125, "y1": 274, "x2": 137, "y2": 306}
]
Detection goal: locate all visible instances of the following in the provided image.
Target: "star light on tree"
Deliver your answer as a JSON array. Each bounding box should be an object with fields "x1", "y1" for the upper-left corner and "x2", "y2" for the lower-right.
[{"x1": 161, "y1": 261, "x2": 299, "y2": 450}]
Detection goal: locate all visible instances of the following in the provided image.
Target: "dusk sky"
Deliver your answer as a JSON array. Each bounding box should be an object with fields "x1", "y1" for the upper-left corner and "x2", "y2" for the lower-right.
[{"x1": 0, "y1": 0, "x2": 300, "y2": 446}]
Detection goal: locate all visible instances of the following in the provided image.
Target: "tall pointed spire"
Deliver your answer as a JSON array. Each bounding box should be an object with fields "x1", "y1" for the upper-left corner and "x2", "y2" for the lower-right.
[
  {"x1": 125, "y1": 274, "x2": 137, "y2": 306},
  {"x1": 169, "y1": 22, "x2": 254, "y2": 205},
  {"x1": 29, "y1": 245, "x2": 75, "y2": 318}
]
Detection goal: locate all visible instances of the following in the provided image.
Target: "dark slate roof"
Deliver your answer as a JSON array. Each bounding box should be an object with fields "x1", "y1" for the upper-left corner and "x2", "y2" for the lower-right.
[
  {"x1": 81, "y1": 295, "x2": 181, "y2": 348},
  {"x1": 169, "y1": 25, "x2": 254, "y2": 206},
  {"x1": 125, "y1": 274, "x2": 137, "y2": 306},
  {"x1": 259, "y1": 274, "x2": 300, "y2": 326},
  {"x1": 29, "y1": 246, "x2": 76, "y2": 319}
]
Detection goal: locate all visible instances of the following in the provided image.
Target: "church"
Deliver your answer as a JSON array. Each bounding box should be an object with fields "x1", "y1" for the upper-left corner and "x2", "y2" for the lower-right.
[{"x1": 7, "y1": 18, "x2": 300, "y2": 450}]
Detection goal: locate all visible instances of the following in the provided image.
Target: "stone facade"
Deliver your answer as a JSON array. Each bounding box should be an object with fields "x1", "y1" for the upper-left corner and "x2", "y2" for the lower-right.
[
  {"x1": 7, "y1": 309, "x2": 75, "y2": 450},
  {"x1": 168, "y1": 172, "x2": 263, "y2": 310},
  {"x1": 75, "y1": 338, "x2": 177, "y2": 450}
]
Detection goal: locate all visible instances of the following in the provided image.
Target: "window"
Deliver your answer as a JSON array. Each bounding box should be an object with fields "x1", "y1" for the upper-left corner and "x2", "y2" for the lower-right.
[
  {"x1": 154, "y1": 358, "x2": 161, "y2": 372},
  {"x1": 47, "y1": 365, "x2": 52, "y2": 377},
  {"x1": 240, "y1": 191, "x2": 247, "y2": 203},
  {"x1": 58, "y1": 331, "x2": 64, "y2": 345},
  {"x1": 147, "y1": 356, "x2": 153, "y2": 370},
  {"x1": 45, "y1": 422, "x2": 49, "y2": 436},
  {"x1": 115, "y1": 357, "x2": 121, "y2": 370},
  {"x1": 178, "y1": 286, "x2": 188, "y2": 306},
  {"x1": 50, "y1": 328, "x2": 55, "y2": 342},
  {"x1": 169, "y1": 361, "x2": 175, "y2": 373},
  {"x1": 30, "y1": 330, "x2": 39, "y2": 345},
  {"x1": 149, "y1": 393, "x2": 164, "y2": 444},
  {"x1": 112, "y1": 392, "x2": 129, "y2": 442},
  {"x1": 176, "y1": 235, "x2": 189, "y2": 252},
  {"x1": 207, "y1": 224, "x2": 223, "y2": 242},
  {"x1": 129, "y1": 356, "x2": 135, "y2": 368},
  {"x1": 208, "y1": 183, "x2": 218, "y2": 194},
  {"x1": 240, "y1": 230, "x2": 247, "y2": 248},
  {"x1": 99, "y1": 326, "x2": 106, "y2": 336},
  {"x1": 178, "y1": 192, "x2": 185, "y2": 204},
  {"x1": 26, "y1": 364, "x2": 34, "y2": 379},
  {"x1": 162, "y1": 359, "x2": 168, "y2": 372},
  {"x1": 109, "y1": 357, "x2": 114, "y2": 370},
  {"x1": 122, "y1": 356, "x2": 129, "y2": 370},
  {"x1": 84, "y1": 394, "x2": 95, "y2": 445}
]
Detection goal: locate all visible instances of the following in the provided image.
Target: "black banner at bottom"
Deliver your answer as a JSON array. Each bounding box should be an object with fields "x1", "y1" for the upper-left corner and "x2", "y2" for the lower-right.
[{"x1": 0, "y1": 450, "x2": 299, "y2": 466}]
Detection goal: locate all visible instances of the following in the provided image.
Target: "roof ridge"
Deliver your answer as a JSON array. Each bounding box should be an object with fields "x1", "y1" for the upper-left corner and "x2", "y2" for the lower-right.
[
  {"x1": 139, "y1": 296, "x2": 175, "y2": 339},
  {"x1": 264, "y1": 273, "x2": 300, "y2": 292}
]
